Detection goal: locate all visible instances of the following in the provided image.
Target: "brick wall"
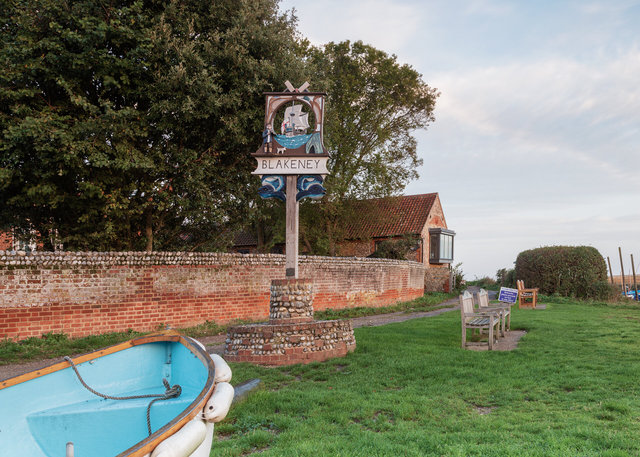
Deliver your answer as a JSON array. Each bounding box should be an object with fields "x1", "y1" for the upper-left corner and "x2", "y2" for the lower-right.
[
  {"x1": 0, "y1": 232, "x2": 13, "y2": 251},
  {"x1": 425, "y1": 265, "x2": 451, "y2": 293},
  {"x1": 0, "y1": 251, "x2": 425, "y2": 340}
]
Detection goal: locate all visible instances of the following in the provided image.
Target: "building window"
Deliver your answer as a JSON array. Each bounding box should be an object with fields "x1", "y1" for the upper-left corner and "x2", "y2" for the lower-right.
[{"x1": 429, "y1": 228, "x2": 455, "y2": 264}]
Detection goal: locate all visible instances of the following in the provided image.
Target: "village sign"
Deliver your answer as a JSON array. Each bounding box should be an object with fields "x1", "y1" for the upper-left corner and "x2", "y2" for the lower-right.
[{"x1": 252, "y1": 81, "x2": 329, "y2": 277}]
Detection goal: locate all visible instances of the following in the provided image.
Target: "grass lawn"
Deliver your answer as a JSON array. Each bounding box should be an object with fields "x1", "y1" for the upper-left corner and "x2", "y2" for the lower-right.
[
  {"x1": 213, "y1": 299, "x2": 640, "y2": 456},
  {"x1": 0, "y1": 320, "x2": 225, "y2": 364},
  {"x1": 0, "y1": 293, "x2": 454, "y2": 364}
]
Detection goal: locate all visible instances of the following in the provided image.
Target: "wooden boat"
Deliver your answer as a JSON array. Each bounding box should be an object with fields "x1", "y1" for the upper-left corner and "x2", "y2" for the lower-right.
[{"x1": 0, "y1": 330, "x2": 234, "y2": 457}]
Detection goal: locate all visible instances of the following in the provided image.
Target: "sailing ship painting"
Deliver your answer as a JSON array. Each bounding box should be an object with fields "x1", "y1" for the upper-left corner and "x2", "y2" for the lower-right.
[
  {"x1": 0, "y1": 330, "x2": 234, "y2": 457},
  {"x1": 257, "y1": 82, "x2": 328, "y2": 156},
  {"x1": 275, "y1": 104, "x2": 313, "y2": 150},
  {"x1": 254, "y1": 82, "x2": 329, "y2": 201},
  {"x1": 281, "y1": 104, "x2": 310, "y2": 137}
]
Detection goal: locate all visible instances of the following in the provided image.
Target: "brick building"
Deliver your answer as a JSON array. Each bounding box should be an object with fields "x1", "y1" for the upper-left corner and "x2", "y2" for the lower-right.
[
  {"x1": 0, "y1": 229, "x2": 39, "y2": 252},
  {"x1": 338, "y1": 193, "x2": 456, "y2": 292},
  {"x1": 337, "y1": 193, "x2": 454, "y2": 266},
  {"x1": 231, "y1": 193, "x2": 455, "y2": 291}
]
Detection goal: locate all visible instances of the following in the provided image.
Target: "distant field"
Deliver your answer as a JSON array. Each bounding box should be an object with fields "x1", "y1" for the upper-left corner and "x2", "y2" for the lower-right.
[
  {"x1": 214, "y1": 298, "x2": 640, "y2": 456},
  {"x1": 610, "y1": 275, "x2": 639, "y2": 287}
]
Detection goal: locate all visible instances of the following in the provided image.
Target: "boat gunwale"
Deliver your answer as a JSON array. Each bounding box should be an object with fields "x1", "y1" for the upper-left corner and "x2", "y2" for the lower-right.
[{"x1": 0, "y1": 330, "x2": 217, "y2": 457}]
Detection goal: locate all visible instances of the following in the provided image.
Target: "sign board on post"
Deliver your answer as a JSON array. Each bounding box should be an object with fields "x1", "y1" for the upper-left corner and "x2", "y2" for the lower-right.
[
  {"x1": 252, "y1": 156, "x2": 330, "y2": 175},
  {"x1": 498, "y1": 287, "x2": 518, "y2": 304},
  {"x1": 252, "y1": 81, "x2": 330, "y2": 278}
]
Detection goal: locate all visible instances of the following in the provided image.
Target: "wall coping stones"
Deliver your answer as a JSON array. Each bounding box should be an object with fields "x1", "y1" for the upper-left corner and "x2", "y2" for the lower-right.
[{"x1": 0, "y1": 251, "x2": 426, "y2": 269}]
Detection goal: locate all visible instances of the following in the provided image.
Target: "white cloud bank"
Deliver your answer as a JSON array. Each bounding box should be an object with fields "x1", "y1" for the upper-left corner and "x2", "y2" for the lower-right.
[
  {"x1": 411, "y1": 49, "x2": 640, "y2": 277},
  {"x1": 280, "y1": 0, "x2": 640, "y2": 278}
]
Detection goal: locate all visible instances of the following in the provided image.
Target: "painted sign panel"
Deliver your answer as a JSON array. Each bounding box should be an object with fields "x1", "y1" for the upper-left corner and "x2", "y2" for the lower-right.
[
  {"x1": 498, "y1": 287, "x2": 518, "y2": 304},
  {"x1": 252, "y1": 156, "x2": 329, "y2": 176}
]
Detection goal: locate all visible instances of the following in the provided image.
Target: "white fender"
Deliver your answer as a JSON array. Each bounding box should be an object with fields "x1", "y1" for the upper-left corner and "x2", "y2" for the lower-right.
[
  {"x1": 188, "y1": 421, "x2": 215, "y2": 457},
  {"x1": 202, "y1": 382, "x2": 234, "y2": 423},
  {"x1": 150, "y1": 418, "x2": 207, "y2": 457},
  {"x1": 210, "y1": 354, "x2": 232, "y2": 383},
  {"x1": 191, "y1": 338, "x2": 206, "y2": 352}
]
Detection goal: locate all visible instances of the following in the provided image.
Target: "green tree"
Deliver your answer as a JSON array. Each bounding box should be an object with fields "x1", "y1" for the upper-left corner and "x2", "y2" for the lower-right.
[
  {"x1": 496, "y1": 268, "x2": 516, "y2": 288},
  {"x1": 299, "y1": 41, "x2": 439, "y2": 255},
  {"x1": 0, "y1": 0, "x2": 306, "y2": 251}
]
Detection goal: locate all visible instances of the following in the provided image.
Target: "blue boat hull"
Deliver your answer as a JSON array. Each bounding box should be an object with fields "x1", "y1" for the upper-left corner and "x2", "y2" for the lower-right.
[{"x1": 0, "y1": 331, "x2": 215, "y2": 457}]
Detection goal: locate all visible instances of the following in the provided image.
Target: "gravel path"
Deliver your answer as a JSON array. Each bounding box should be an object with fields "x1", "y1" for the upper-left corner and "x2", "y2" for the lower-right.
[{"x1": 1, "y1": 296, "x2": 471, "y2": 381}]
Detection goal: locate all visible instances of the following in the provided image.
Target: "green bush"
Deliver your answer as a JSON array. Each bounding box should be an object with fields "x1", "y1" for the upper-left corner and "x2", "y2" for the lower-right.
[
  {"x1": 451, "y1": 262, "x2": 465, "y2": 292},
  {"x1": 515, "y1": 246, "x2": 608, "y2": 299},
  {"x1": 466, "y1": 276, "x2": 498, "y2": 291},
  {"x1": 496, "y1": 268, "x2": 517, "y2": 288}
]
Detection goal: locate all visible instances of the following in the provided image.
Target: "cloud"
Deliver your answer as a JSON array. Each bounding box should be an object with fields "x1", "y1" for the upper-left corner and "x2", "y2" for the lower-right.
[
  {"x1": 281, "y1": 0, "x2": 422, "y2": 54},
  {"x1": 411, "y1": 49, "x2": 640, "y2": 277},
  {"x1": 577, "y1": 0, "x2": 640, "y2": 16},
  {"x1": 424, "y1": 49, "x2": 640, "y2": 184},
  {"x1": 279, "y1": 0, "x2": 640, "y2": 278},
  {"x1": 462, "y1": 0, "x2": 514, "y2": 16}
]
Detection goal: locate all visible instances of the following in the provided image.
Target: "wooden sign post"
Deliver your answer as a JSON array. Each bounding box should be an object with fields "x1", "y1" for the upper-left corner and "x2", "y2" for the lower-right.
[
  {"x1": 285, "y1": 175, "x2": 299, "y2": 277},
  {"x1": 252, "y1": 82, "x2": 329, "y2": 278}
]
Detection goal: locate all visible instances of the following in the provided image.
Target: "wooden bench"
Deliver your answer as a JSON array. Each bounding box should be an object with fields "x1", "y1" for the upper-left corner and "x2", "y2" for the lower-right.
[
  {"x1": 460, "y1": 291, "x2": 500, "y2": 350},
  {"x1": 516, "y1": 280, "x2": 538, "y2": 308},
  {"x1": 477, "y1": 288, "x2": 511, "y2": 336}
]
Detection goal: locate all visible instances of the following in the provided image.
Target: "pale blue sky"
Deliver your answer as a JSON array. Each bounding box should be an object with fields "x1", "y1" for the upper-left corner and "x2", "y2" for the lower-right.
[{"x1": 280, "y1": 0, "x2": 640, "y2": 278}]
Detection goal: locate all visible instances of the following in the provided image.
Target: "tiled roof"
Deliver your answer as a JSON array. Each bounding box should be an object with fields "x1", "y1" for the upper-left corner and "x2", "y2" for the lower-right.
[
  {"x1": 234, "y1": 231, "x2": 258, "y2": 247},
  {"x1": 343, "y1": 193, "x2": 438, "y2": 240}
]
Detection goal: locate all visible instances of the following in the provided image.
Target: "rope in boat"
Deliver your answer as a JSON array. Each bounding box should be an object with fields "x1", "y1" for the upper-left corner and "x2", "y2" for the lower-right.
[{"x1": 63, "y1": 356, "x2": 182, "y2": 436}]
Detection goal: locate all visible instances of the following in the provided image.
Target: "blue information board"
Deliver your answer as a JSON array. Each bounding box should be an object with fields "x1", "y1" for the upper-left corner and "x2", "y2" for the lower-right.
[{"x1": 498, "y1": 287, "x2": 518, "y2": 304}]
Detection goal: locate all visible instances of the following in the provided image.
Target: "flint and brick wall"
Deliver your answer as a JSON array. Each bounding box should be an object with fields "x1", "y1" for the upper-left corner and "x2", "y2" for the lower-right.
[
  {"x1": 425, "y1": 266, "x2": 451, "y2": 293},
  {"x1": 0, "y1": 251, "x2": 425, "y2": 340}
]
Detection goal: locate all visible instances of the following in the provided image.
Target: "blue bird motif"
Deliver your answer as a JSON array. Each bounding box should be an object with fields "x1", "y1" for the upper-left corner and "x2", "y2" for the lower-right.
[
  {"x1": 296, "y1": 175, "x2": 326, "y2": 201},
  {"x1": 258, "y1": 175, "x2": 286, "y2": 201}
]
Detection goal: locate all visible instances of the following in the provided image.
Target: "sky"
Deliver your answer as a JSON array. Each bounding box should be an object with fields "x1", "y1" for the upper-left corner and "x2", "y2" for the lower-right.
[{"x1": 279, "y1": 0, "x2": 640, "y2": 279}]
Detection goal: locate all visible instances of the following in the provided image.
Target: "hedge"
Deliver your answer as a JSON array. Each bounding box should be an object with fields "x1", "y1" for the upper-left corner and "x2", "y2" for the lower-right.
[{"x1": 515, "y1": 246, "x2": 609, "y2": 299}]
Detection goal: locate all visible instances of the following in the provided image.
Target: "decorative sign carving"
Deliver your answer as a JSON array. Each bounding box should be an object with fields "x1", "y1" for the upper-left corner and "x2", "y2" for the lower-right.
[
  {"x1": 253, "y1": 81, "x2": 329, "y2": 202},
  {"x1": 252, "y1": 82, "x2": 330, "y2": 277}
]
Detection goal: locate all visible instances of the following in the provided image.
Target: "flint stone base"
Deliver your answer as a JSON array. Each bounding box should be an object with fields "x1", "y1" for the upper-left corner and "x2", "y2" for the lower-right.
[
  {"x1": 224, "y1": 278, "x2": 356, "y2": 366},
  {"x1": 224, "y1": 319, "x2": 356, "y2": 366}
]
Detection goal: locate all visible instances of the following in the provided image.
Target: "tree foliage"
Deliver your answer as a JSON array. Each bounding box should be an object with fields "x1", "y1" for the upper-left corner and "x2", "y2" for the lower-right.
[
  {"x1": 496, "y1": 268, "x2": 516, "y2": 288},
  {"x1": 297, "y1": 41, "x2": 439, "y2": 255},
  {"x1": 0, "y1": 0, "x2": 306, "y2": 251},
  {"x1": 1, "y1": 4, "x2": 438, "y2": 255},
  {"x1": 312, "y1": 41, "x2": 438, "y2": 200}
]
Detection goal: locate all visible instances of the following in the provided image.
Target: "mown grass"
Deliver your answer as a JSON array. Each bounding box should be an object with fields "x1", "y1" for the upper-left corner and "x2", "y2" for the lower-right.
[
  {"x1": 0, "y1": 319, "x2": 226, "y2": 365},
  {"x1": 314, "y1": 292, "x2": 456, "y2": 320},
  {"x1": 212, "y1": 299, "x2": 640, "y2": 456},
  {"x1": 0, "y1": 293, "x2": 454, "y2": 365}
]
